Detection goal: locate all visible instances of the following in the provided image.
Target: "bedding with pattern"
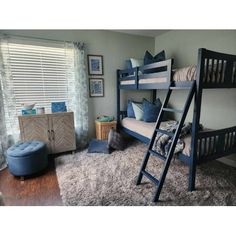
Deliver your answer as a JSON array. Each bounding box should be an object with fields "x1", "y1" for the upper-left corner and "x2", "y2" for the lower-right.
[
  {"x1": 121, "y1": 118, "x2": 204, "y2": 157},
  {"x1": 153, "y1": 120, "x2": 203, "y2": 157}
]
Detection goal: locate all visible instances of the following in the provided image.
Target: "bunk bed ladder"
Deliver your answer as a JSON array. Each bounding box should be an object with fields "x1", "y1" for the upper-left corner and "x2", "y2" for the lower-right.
[{"x1": 136, "y1": 81, "x2": 196, "y2": 202}]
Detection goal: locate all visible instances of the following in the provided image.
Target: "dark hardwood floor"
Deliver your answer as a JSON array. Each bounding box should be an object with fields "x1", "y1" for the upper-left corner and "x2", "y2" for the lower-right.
[{"x1": 0, "y1": 157, "x2": 62, "y2": 206}]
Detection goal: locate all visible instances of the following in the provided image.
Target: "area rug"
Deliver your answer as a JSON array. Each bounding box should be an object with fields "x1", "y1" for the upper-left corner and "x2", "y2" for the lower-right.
[{"x1": 55, "y1": 141, "x2": 236, "y2": 206}]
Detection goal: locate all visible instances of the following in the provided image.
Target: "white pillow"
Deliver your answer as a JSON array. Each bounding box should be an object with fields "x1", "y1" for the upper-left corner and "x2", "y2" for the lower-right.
[
  {"x1": 130, "y1": 58, "x2": 143, "y2": 68},
  {"x1": 132, "y1": 102, "x2": 144, "y2": 121}
]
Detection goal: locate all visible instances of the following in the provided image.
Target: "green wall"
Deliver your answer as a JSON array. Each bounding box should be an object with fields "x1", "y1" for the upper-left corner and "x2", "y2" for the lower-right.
[
  {"x1": 0, "y1": 30, "x2": 154, "y2": 138},
  {"x1": 155, "y1": 30, "x2": 236, "y2": 165},
  {"x1": 155, "y1": 30, "x2": 236, "y2": 68},
  {"x1": 155, "y1": 30, "x2": 236, "y2": 127}
]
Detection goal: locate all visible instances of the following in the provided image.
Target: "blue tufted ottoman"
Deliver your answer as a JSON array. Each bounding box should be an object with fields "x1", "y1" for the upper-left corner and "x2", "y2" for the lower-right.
[{"x1": 6, "y1": 141, "x2": 48, "y2": 177}]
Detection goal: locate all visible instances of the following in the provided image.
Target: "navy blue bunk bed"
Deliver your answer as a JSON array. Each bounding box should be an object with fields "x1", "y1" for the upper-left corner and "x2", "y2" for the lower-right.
[{"x1": 117, "y1": 48, "x2": 236, "y2": 193}]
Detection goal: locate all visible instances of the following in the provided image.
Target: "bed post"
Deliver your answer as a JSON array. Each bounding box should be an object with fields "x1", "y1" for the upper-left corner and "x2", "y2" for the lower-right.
[
  {"x1": 152, "y1": 90, "x2": 157, "y2": 103},
  {"x1": 189, "y1": 48, "x2": 205, "y2": 191},
  {"x1": 117, "y1": 69, "x2": 121, "y2": 131}
]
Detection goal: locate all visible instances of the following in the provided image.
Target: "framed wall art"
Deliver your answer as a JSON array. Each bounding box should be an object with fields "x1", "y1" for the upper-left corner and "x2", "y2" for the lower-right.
[
  {"x1": 87, "y1": 55, "x2": 104, "y2": 75},
  {"x1": 89, "y1": 78, "x2": 104, "y2": 97}
]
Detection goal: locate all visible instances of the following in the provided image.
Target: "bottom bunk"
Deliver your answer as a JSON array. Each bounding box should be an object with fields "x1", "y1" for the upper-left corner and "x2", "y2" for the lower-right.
[{"x1": 120, "y1": 117, "x2": 236, "y2": 165}]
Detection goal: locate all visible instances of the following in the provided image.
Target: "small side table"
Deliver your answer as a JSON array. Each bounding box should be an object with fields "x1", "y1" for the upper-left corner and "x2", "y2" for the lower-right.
[{"x1": 95, "y1": 120, "x2": 117, "y2": 140}]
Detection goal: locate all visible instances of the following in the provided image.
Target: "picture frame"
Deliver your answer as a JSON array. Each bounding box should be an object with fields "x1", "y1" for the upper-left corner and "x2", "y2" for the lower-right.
[
  {"x1": 87, "y1": 55, "x2": 104, "y2": 75},
  {"x1": 89, "y1": 78, "x2": 104, "y2": 97}
]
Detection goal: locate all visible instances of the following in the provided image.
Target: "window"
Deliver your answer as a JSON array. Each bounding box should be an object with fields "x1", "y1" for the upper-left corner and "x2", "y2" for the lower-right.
[{"x1": 0, "y1": 38, "x2": 75, "y2": 135}]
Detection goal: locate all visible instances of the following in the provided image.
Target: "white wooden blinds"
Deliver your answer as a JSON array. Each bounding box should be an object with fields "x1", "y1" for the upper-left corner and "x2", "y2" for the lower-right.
[{"x1": 0, "y1": 38, "x2": 75, "y2": 112}]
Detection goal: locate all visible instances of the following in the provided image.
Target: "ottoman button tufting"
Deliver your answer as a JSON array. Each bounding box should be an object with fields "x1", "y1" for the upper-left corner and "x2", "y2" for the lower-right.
[{"x1": 6, "y1": 140, "x2": 48, "y2": 177}]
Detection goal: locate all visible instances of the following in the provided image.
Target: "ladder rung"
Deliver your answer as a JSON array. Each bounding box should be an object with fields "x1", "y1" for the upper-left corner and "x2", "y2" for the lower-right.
[
  {"x1": 170, "y1": 86, "x2": 191, "y2": 90},
  {"x1": 163, "y1": 108, "x2": 183, "y2": 113},
  {"x1": 149, "y1": 150, "x2": 167, "y2": 161},
  {"x1": 141, "y1": 170, "x2": 159, "y2": 186},
  {"x1": 156, "y1": 128, "x2": 174, "y2": 137}
]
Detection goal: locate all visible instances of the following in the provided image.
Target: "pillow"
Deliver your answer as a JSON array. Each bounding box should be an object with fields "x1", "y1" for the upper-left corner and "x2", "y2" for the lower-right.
[
  {"x1": 88, "y1": 139, "x2": 111, "y2": 154},
  {"x1": 125, "y1": 59, "x2": 132, "y2": 70},
  {"x1": 132, "y1": 102, "x2": 144, "y2": 121},
  {"x1": 143, "y1": 50, "x2": 166, "y2": 65},
  {"x1": 130, "y1": 58, "x2": 143, "y2": 68},
  {"x1": 127, "y1": 99, "x2": 142, "y2": 118},
  {"x1": 143, "y1": 98, "x2": 162, "y2": 122},
  {"x1": 108, "y1": 128, "x2": 125, "y2": 150}
]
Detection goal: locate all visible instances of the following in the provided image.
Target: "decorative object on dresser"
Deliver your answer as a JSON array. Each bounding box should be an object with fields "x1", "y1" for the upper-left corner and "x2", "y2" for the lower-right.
[
  {"x1": 95, "y1": 120, "x2": 117, "y2": 140},
  {"x1": 51, "y1": 102, "x2": 67, "y2": 113},
  {"x1": 22, "y1": 103, "x2": 36, "y2": 110},
  {"x1": 36, "y1": 107, "x2": 45, "y2": 115},
  {"x1": 21, "y1": 103, "x2": 37, "y2": 115},
  {"x1": 21, "y1": 109, "x2": 37, "y2": 116},
  {"x1": 18, "y1": 112, "x2": 76, "y2": 154}
]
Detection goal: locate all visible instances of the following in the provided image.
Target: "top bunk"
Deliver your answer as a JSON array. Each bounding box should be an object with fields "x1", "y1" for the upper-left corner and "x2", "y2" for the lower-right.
[{"x1": 117, "y1": 48, "x2": 236, "y2": 90}]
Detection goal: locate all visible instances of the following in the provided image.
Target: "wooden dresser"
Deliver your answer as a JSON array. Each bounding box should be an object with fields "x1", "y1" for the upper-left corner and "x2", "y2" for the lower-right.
[{"x1": 18, "y1": 112, "x2": 76, "y2": 154}]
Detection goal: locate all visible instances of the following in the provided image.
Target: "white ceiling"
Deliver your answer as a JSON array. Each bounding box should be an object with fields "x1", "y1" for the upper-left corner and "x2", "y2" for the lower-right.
[{"x1": 112, "y1": 30, "x2": 170, "y2": 38}]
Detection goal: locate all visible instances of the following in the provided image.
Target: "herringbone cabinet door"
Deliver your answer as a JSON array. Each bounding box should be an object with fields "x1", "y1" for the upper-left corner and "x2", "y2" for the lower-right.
[
  {"x1": 50, "y1": 113, "x2": 76, "y2": 154},
  {"x1": 19, "y1": 116, "x2": 51, "y2": 151}
]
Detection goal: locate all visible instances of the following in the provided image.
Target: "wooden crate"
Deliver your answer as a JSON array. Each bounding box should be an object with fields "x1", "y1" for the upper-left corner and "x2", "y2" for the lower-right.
[{"x1": 95, "y1": 120, "x2": 117, "y2": 140}]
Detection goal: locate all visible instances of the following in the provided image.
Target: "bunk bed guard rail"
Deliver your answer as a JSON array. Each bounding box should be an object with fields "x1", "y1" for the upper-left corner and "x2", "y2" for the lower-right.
[
  {"x1": 117, "y1": 58, "x2": 174, "y2": 90},
  {"x1": 138, "y1": 59, "x2": 173, "y2": 89},
  {"x1": 196, "y1": 126, "x2": 236, "y2": 164}
]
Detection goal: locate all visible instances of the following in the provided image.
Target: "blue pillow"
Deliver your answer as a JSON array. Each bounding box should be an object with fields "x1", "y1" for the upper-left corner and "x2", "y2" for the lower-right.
[
  {"x1": 88, "y1": 139, "x2": 111, "y2": 154},
  {"x1": 125, "y1": 60, "x2": 132, "y2": 70},
  {"x1": 127, "y1": 99, "x2": 142, "y2": 118},
  {"x1": 143, "y1": 98, "x2": 162, "y2": 122},
  {"x1": 143, "y1": 50, "x2": 166, "y2": 65}
]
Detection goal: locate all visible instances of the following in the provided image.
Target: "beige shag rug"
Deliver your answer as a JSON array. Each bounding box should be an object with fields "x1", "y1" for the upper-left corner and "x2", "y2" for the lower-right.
[{"x1": 55, "y1": 141, "x2": 236, "y2": 206}]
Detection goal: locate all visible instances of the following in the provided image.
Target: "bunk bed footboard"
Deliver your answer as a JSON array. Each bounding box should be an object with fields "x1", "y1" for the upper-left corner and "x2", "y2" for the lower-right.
[{"x1": 197, "y1": 126, "x2": 236, "y2": 164}]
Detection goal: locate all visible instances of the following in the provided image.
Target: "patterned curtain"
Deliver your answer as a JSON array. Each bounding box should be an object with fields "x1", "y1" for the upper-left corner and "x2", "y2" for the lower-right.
[
  {"x1": 70, "y1": 42, "x2": 89, "y2": 149},
  {"x1": 0, "y1": 82, "x2": 8, "y2": 171},
  {"x1": 0, "y1": 39, "x2": 8, "y2": 171}
]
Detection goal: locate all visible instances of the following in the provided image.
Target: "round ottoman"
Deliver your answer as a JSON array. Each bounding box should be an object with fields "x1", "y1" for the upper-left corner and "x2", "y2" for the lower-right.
[{"x1": 6, "y1": 141, "x2": 48, "y2": 177}]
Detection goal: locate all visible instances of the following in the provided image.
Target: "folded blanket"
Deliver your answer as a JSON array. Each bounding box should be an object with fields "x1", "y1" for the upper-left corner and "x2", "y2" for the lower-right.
[{"x1": 153, "y1": 121, "x2": 201, "y2": 157}]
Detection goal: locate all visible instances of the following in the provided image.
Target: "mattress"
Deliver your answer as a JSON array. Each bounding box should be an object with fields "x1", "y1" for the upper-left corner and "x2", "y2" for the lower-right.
[
  {"x1": 120, "y1": 66, "x2": 196, "y2": 85},
  {"x1": 121, "y1": 117, "x2": 192, "y2": 156},
  {"x1": 120, "y1": 79, "x2": 136, "y2": 85}
]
